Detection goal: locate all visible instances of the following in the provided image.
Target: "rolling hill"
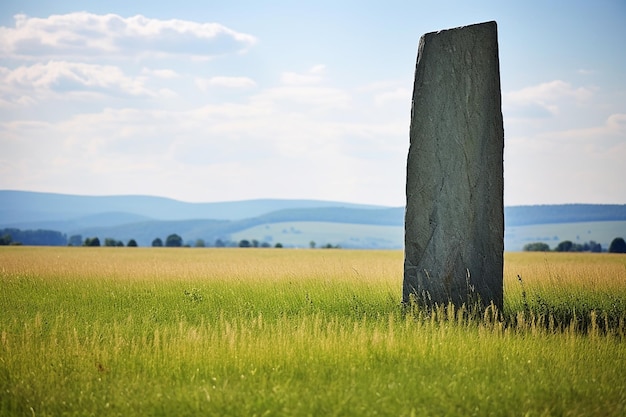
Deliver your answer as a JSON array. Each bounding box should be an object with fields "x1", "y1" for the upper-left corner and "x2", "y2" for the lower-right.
[{"x1": 0, "y1": 190, "x2": 384, "y2": 223}]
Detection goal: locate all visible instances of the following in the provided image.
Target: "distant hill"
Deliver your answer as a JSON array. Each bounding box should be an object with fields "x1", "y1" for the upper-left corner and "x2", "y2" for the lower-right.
[
  {"x1": 0, "y1": 190, "x2": 384, "y2": 223},
  {"x1": 505, "y1": 204, "x2": 626, "y2": 226},
  {"x1": 1, "y1": 190, "x2": 625, "y2": 250}
]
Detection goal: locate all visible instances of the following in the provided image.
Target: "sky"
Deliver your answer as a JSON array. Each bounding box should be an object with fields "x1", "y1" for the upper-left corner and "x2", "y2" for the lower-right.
[{"x1": 0, "y1": 0, "x2": 624, "y2": 207}]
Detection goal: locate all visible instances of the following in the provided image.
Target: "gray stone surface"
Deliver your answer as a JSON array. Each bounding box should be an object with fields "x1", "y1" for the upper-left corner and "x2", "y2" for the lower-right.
[{"x1": 403, "y1": 21, "x2": 504, "y2": 310}]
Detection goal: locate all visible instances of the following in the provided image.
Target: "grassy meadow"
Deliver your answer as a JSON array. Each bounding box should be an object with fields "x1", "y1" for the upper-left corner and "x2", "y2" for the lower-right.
[{"x1": 1, "y1": 247, "x2": 626, "y2": 416}]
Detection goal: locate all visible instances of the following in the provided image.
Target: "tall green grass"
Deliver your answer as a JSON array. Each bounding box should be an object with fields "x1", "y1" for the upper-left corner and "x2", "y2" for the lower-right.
[
  {"x1": 504, "y1": 252, "x2": 626, "y2": 333},
  {"x1": 1, "y1": 247, "x2": 625, "y2": 416}
]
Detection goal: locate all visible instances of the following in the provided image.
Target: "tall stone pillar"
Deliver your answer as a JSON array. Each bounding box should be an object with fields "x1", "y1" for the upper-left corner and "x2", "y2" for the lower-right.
[{"x1": 403, "y1": 21, "x2": 504, "y2": 310}]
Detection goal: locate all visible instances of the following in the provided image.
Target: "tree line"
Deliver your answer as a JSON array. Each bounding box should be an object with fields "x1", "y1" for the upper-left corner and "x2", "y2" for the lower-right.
[
  {"x1": 3, "y1": 227, "x2": 624, "y2": 253},
  {"x1": 0, "y1": 228, "x2": 345, "y2": 249},
  {"x1": 523, "y1": 237, "x2": 626, "y2": 253},
  {"x1": 76, "y1": 235, "x2": 287, "y2": 248},
  {"x1": 0, "y1": 228, "x2": 66, "y2": 246},
  {"x1": 149, "y1": 235, "x2": 339, "y2": 249},
  {"x1": 81, "y1": 235, "x2": 336, "y2": 249}
]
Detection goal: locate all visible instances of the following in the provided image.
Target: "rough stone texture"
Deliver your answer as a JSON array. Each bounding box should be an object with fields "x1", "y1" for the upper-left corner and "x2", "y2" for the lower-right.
[{"x1": 403, "y1": 21, "x2": 504, "y2": 310}]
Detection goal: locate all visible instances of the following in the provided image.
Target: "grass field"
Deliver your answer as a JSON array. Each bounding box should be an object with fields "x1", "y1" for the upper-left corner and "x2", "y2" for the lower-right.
[{"x1": 1, "y1": 247, "x2": 625, "y2": 416}]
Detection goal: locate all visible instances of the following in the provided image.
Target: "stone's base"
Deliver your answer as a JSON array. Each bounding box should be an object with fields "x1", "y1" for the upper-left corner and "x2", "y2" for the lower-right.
[{"x1": 403, "y1": 21, "x2": 504, "y2": 310}]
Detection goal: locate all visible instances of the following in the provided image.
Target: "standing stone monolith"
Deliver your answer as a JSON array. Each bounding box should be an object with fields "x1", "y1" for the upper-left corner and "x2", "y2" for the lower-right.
[{"x1": 403, "y1": 21, "x2": 504, "y2": 310}]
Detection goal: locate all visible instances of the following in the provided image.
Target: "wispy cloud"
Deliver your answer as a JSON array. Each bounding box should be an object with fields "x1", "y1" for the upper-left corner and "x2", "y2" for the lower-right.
[
  {"x1": 195, "y1": 76, "x2": 257, "y2": 90},
  {"x1": 539, "y1": 113, "x2": 626, "y2": 151},
  {"x1": 0, "y1": 12, "x2": 257, "y2": 60},
  {"x1": 504, "y1": 80, "x2": 593, "y2": 119},
  {"x1": 0, "y1": 61, "x2": 160, "y2": 103},
  {"x1": 281, "y1": 65, "x2": 326, "y2": 85},
  {"x1": 504, "y1": 111, "x2": 626, "y2": 205},
  {"x1": 141, "y1": 68, "x2": 180, "y2": 79}
]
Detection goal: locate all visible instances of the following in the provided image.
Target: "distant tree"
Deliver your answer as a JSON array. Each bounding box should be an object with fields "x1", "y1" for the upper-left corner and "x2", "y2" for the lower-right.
[
  {"x1": 309, "y1": 241, "x2": 316, "y2": 249},
  {"x1": 523, "y1": 242, "x2": 551, "y2": 252},
  {"x1": 215, "y1": 239, "x2": 225, "y2": 247},
  {"x1": 116, "y1": 240, "x2": 124, "y2": 247},
  {"x1": 274, "y1": 242, "x2": 283, "y2": 248},
  {"x1": 84, "y1": 237, "x2": 101, "y2": 247},
  {"x1": 251, "y1": 239, "x2": 259, "y2": 248},
  {"x1": 261, "y1": 242, "x2": 271, "y2": 248},
  {"x1": 165, "y1": 234, "x2": 183, "y2": 247},
  {"x1": 0, "y1": 228, "x2": 67, "y2": 246},
  {"x1": 582, "y1": 241, "x2": 602, "y2": 253},
  {"x1": 608, "y1": 237, "x2": 626, "y2": 254},
  {"x1": 152, "y1": 238, "x2": 163, "y2": 247},
  {"x1": 104, "y1": 238, "x2": 117, "y2": 247},
  {"x1": 554, "y1": 240, "x2": 573, "y2": 252},
  {"x1": 322, "y1": 243, "x2": 341, "y2": 249},
  {"x1": 68, "y1": 235, "x2": 83, "y2": 246},
  {"x1": 195, "y1": 239, "x2": 206, "y2": 248},
  {"x1": 0, "y1": 234, "x2": 12, "y2": 245},
  {"x1": 239, "y1": 239, "x2": 251, "y2": 248},
  {"x1": 127, "y1": 239, "x2": 138, "y2": 247}
]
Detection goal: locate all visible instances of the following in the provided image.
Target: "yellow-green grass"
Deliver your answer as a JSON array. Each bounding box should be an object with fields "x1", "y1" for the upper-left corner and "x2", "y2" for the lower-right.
[
  {"x1": 504, "y1": 252, "x2": 626, "y2": 331},
  {"x1": 1, "y1": 247, "x2": 625, "y2": 416}
]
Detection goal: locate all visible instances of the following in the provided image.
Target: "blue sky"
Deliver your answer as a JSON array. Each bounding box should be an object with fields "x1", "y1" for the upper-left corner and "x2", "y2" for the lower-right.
[{"x1": 0, "y1": 0, "x2": 624, "y2": 206}]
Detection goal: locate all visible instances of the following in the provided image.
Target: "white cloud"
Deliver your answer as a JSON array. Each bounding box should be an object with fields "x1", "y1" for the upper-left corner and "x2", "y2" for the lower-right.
[
  {"x1": 538, "y1": 113, "x2": 626, "y2": 151},
  {"x1": 504, "y1": 112, "x2": 626, "y2": 205},
  {"x1": 281, "y1": 65, "x2": 326, "y2": 85},
  {"x1": 236, "y1": 66, "x2": 354, "y2": 111},
  {"x1": 141, "y1": 68, "x2": 179, "y2": 79},
  {"x1": 605, "y1": 113, "x2": 626, "y2": 133},
  {"x1": 251, "y1": 85, "x2": 352, "y2": 111},
  {"x1": 507, "y1": 80, "x2": 592, "y2": 104},
  {"x1": 357, "y1": 80, "x2": 403, "y2": 93},
  {"x1": 309, "y1": 64, "x2": 326, "y2": 74},
  {"x1": 354, "y1": 79, "x2": 411, "y2": 110},
  {"x1": 504, "y1": 80, "x2": 593, "y2": 119},
  {"x1": 0, "y1": 12, "x2": 257, "y2": 60},
  {"x1": 0, "y1": 61, "x2": 159, "y2": 103},
  {"x1": 195, "y1": 76, "x2": 257, "y2": 90},
  {"x1": 374, "y1": 87, "x2": 410, "y2": 106}
]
